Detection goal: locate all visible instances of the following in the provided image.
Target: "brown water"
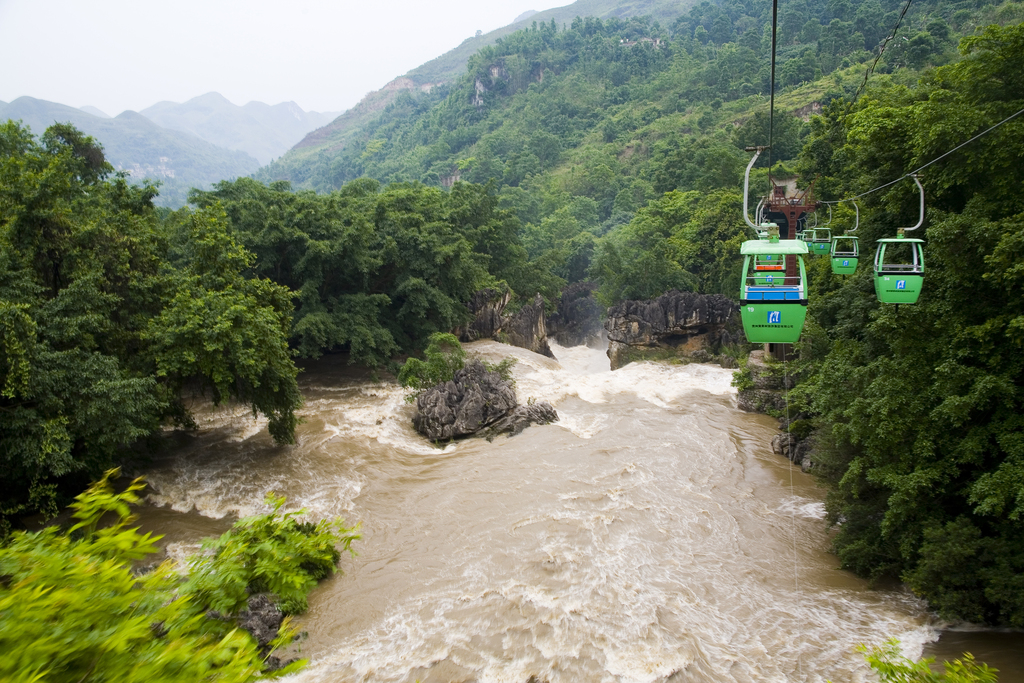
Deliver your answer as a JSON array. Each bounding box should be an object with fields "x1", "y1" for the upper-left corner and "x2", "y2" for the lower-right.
[{"x1": 138, "y1": 341, "x2": 1019, "y2": 683}]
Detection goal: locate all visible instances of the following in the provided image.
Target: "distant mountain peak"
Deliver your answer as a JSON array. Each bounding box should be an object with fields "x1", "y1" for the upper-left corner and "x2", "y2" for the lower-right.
[
  {"x1": 139, "y1": 95, "x2": 341, "y2": 165},
  {"x1": 79, "y1": 105, "x2": 111, "y2": 118},
  {"x1": 513, "y1": 9, "x2": 539, "y2": 23}
]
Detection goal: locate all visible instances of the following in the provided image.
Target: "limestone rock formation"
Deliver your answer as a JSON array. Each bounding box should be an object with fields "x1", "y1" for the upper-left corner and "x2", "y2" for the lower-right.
[
  {"x1": 604, "y1": 290, "x2": 737, "y2": 369},
  {"x1": 455, "y1": 289, "x2": 554, "y2": 358},
  {"x1": 546, "y1": 281, "x2": 605, "y2": 347},
  {"x1": 412, "y1": 360, "x2": 557, "y2": 441},
  {"x1": 503, "y1": 293, "x2": 554, "y2": 358},
  {"x1": 456, "y1": 287, "x2": 512, "y2": 342},
  {"x1": 484, "y1": 401, "x2": 560, "y2": 438},
  {"x1": 771, "y1": 432, "x2": 814, "y2": 472}
]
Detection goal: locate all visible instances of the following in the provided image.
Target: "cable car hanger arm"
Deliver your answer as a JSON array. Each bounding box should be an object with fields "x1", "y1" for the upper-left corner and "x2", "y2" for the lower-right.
[{"x1": 742, "y1": 146, "x2": 770, "y2": 232}]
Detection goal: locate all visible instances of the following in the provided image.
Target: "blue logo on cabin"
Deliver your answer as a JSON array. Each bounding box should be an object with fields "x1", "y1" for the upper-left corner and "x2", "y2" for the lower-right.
[
  {"x1": 766, "y1": 275, "x2": 774, "y2": 283},
  {"x1": 842, "y1": 259, "x2": 850, "y2": 267},
  {"x1": 768, "y1": 311, "x2": 781, "y2": 324},
  {"x1": 766, "y1": 255, "x2": 774, "y2": 261},
  {"x1": 896, "y1": 280, "x2": 906, "y2": 290}
]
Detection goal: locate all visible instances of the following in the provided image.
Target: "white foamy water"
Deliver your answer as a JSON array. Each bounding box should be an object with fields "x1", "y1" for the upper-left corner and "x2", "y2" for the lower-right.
[{"x1": 141, "y1": 341, "x2": 940, "y2": 682}]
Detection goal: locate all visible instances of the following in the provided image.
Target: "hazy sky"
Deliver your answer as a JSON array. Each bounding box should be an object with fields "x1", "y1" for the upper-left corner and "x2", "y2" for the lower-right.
[{"x1": 0, "y1": 0, "x2": 561, "y2": 116}]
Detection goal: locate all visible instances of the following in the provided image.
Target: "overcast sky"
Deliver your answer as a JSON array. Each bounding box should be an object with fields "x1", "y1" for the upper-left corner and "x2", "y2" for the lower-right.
[{"x1": 0, "y1": 0, "x2": 561, "y2": 116}]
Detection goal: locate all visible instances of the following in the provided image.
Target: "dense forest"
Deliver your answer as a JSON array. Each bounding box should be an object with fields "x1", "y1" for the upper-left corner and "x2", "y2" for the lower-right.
[
  {"x1": 2, "y1": 0, "x2": 1023, "y2": 673},
  {"x1": 794, "y1": 22, "x2": 1024, "y2": 627}
]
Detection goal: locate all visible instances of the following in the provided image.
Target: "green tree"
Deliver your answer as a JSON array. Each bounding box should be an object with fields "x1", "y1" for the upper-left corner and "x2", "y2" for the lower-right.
[
  {"x1": 861, "y1": 640, "x2": 998, "y2": 682},
  {"x1": 0, "y1": 122, "x2": 301, "y2": 523},
  {"x1": 397, "y1": 332, "x2": 467, "y2": 392}
]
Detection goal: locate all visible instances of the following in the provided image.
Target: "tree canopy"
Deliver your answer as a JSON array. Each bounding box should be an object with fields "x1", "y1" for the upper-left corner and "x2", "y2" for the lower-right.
[
  {"x1": 791, "y1": 22, "x2": 1024, "y2": 626},
  {"x1": 0, "y1": 122, "x2": 301, "y2": 524}
]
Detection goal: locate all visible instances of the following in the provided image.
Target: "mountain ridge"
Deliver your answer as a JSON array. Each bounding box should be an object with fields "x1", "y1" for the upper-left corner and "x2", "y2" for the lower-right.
[
  {"x1": 0, "y1": 96, "x2": 260, "y2": 207},
  {"x1": 140, "y1": 92, "x2": 340, "y2": 165},
  {"x1": 278, "y1": 0, "x2": 699, "y2": 177}
]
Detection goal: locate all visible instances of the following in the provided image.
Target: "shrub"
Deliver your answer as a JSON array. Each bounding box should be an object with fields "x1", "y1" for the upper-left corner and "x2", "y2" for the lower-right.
[
  {"x1": 0, "y1": 470, "x2": 358, "y2": 681},
  {"x1": 397, "y1": 332, "x2": 466, "y2": 391}
]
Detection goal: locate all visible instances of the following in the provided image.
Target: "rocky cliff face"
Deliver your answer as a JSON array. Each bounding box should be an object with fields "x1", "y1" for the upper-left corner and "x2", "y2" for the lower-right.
[
  {"x1": 455, "y1": 287, "x2": 512, "y2": 342},
  {"x1": 455, "y1": 289, "x2": 554, "y2": 358},
  {"x1": 412, "y1": 360, "x2": 557, "y2": 441},
  {"x1": 735, "y1": 349, "x2": 791, "y2": 413},
  {"x1": 772, "y1": 430, "x2": 814, "y2": 472},
  {"x1": 546, "y1": 282, "x2": 605, "y2": 347},
  {"x1": 737, "y1": 350, "x2": 815, "y2": 472},
  {"x1": 505, "y1": 293, "x2": 555, "y2": 358},
  {"x1": 604, "y1": 290, "x2": 738, "y2": 370}
]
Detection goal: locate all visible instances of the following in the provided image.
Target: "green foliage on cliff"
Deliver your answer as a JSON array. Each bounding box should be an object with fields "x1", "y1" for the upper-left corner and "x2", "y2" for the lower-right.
[
  {"x1": 0, "y1": 122, "x2": 301, "y2": 524},
  {"x1": 0, "y1": 470, "x2": 357, "y2": 682},
  {"x1": 793, "y1": 22, "x2": 1024, "y2": 626}
]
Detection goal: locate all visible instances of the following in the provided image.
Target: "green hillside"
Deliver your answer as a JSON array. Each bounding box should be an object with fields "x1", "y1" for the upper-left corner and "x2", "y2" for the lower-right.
[
  {"x1": 0, "y1": 97, "x2": 260, "y2": 208},
  {"x1": 257, "y1": 0, "x2": 942, "y2": 258},
  {"x1": 276, "y1": 0, "x2": 701, "y2": 176},
  {"x1": 406, "y1": 0, "x2": 702, "y2": 85}
]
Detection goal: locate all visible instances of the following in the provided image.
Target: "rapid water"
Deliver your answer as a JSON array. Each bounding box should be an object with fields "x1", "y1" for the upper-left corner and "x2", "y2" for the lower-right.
[{"x1": 142, "y1": 341, "x2": 948, "y2": 682}]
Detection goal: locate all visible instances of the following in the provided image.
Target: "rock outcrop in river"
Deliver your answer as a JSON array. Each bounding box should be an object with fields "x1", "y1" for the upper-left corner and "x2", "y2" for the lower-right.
[
  {"x1": 504, "y1": 294, "x2": 554, "y2": 358},
  {"x1": 413, "y1": 359, "x2": 557, "y2": 441},
  {"x1": 456, "y1": 289, "x2": 554, "y2": 358},
  {"x1": 605, "y1": 290, "x2": 739, "y2": 370}
]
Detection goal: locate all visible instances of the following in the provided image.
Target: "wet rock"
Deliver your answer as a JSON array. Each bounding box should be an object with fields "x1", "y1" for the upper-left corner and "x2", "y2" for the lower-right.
[
  {"x1": 484, "y1": 401, "x2": 559, "y2": 438},
  {"x1": 505, "y1": 293, "x2": 554, "y2": 358},
  {"x1": 772, "y1": 431, "x2": 815, "y2": 472},
  {"x1": 605, "y1": 290, "x2": 738, "y2": 370},
  {"x1": 238, "y1": 594, "x2": 284, "y2": 652},
  {"x1": 546, "y1": 282, "x2": 604, "y2": 347},
  {"x1": 412, "y1": 360, "x2": 558, "y2": 441},
  {"x1": 413, "y1": 360, "x2": 518, "y2": 441}
]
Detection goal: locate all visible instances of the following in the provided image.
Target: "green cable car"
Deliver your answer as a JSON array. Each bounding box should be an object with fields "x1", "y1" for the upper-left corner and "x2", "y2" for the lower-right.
[
  {"x1": 874, "y1": 175, "x2": 925, "y2": 304},
  {"x1": 830, "y1": 201, "x2": 859, "y2": 275},
  {"x1": 804, "y1": 227, "x2": 832, "y2": 255},
  {"x1": 874, "y1": 233, "x2": 924, "y2": 303},
  {"x1": 831, "y1": 236, "x2": 859, "y2": 274},
  {"x1": 740, "y1": 237, "x2": 809, "y2": 344}
]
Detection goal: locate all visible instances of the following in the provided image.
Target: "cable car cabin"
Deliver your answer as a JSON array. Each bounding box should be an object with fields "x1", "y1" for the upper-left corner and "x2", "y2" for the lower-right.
[
  {"x1": 830, "y1": 235, "x2": 859, "y2": 275},
  {"x1": 803, "y1": 227, "x2": 832, "y2": 255},
  {"x1": 874, "y1": 235, "x2": 925, "y2": 304},
  {"x1": 740, "y1": 238, "x2": 809, "y2": 344}
]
